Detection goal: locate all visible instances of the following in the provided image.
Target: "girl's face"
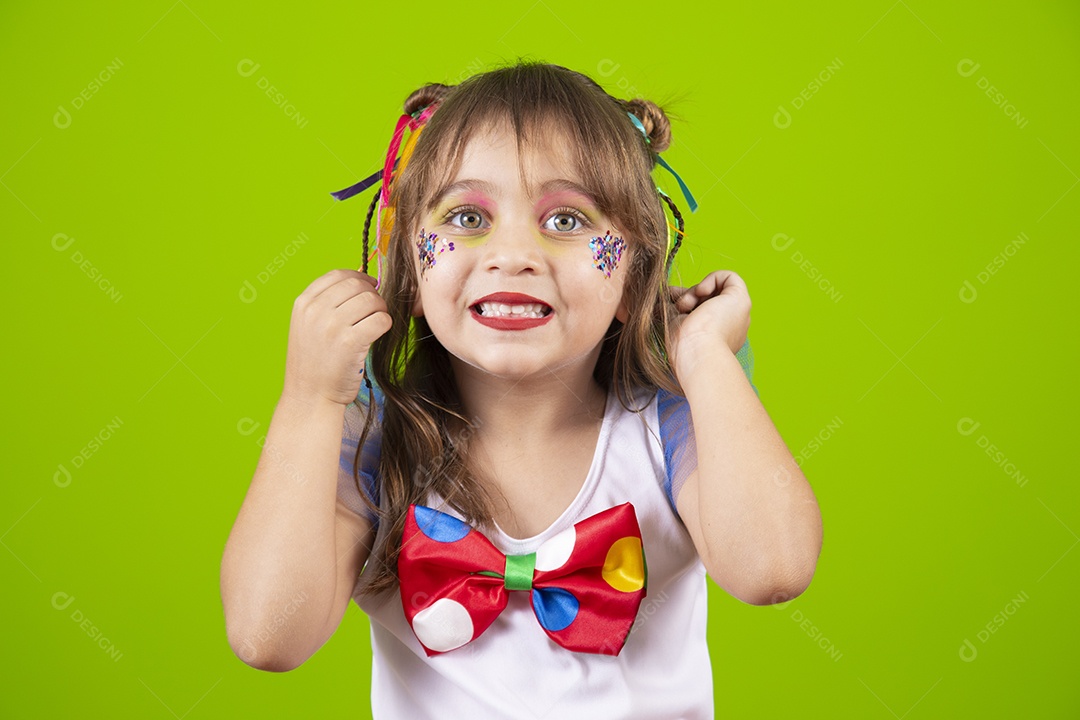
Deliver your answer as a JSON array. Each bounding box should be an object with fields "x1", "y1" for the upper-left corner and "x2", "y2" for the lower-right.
[{"x1": 410, "y1": 121, "x2": 630, "y2": 381}]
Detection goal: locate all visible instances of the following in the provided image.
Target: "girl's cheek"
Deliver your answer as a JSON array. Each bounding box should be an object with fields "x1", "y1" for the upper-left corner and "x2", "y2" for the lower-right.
[
  {"x1": 587, "y1": 230, "x2": 626, "y2": 279},
  {"x1": 416, "y1": 227, "x2": 456, "y2": 278}
]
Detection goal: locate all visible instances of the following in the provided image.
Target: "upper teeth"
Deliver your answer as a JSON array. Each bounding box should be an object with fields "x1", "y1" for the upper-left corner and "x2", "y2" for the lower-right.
[{"x1": 478, "y1": 302, "x2": 549, "y2": 318}]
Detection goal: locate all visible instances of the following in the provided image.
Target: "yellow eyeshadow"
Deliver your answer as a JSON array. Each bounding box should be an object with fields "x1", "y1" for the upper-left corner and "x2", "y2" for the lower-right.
[
  {"x1": 460, "y1": 235, "x2": 487, "y2": 249},
  {"x1": 537, "y1": 236, "x2": 570, "y2": 257}
]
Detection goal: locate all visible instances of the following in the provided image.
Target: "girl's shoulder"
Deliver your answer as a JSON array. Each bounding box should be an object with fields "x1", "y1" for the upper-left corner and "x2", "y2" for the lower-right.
[
  {"x1": 649, "y1": 337, "x2": 756, "y2": 516},
  {"x1": 735, "y1": 337, "x2": 757, "y2": 397},
  {"x1": 625, "y1": 337, "x2": 757, "y2": 407},
  {"x1": 336, "y1": 383, "x2": 384, "y2": 523},
  {"x1": 656, "y1": 337, "x2": 758, "y2": 402}
]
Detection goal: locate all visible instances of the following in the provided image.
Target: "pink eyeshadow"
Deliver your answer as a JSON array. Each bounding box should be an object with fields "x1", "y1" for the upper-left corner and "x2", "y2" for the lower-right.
[
  {"x1": 458, "y1": 192, "x2": 494, "y2": 211},
  {"x1": 537, "y1": 190, "x2": 597, "y2": 214}
]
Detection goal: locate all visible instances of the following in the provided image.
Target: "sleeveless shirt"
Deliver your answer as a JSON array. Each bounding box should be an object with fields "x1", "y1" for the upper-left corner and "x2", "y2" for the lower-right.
[{"x1": 336, "y1": 341, "x2": 758, "y2": 719}]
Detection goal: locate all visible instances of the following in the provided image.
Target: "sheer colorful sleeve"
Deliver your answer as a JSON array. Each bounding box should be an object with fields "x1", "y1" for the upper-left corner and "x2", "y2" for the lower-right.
[
  {"x1": 656, "y1": 337, "x2": 758, "y2": 518},
  {"x1": 337, "y1": 380, "x2": 384, "y2": 525}
]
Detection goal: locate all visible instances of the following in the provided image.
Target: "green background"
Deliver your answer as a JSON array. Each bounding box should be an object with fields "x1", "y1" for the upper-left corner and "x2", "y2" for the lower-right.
[{"x1": 3, "y1": 0, "x2": 1077, "y2": 717}]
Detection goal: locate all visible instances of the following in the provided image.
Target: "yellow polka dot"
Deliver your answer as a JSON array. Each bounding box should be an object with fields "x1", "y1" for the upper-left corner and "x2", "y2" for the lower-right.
[{"x1": 602, "y1": 537, "x2": 645, "y2": 592}]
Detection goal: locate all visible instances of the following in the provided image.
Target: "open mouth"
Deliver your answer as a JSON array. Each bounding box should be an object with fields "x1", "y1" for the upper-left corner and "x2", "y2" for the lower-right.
[{"x1": 471, "y1": 301, "x2": 553, "y2": 319}]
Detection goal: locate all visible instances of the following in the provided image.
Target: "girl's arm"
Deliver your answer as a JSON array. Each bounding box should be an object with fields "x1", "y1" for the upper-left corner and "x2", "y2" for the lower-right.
[
  {"x1": 220, "y1": 393, "x2": 375, "y2": 671},
  {"x1": 666, "y1": 270, "x2": 821, "y2": 604},
  {"x1": 674, "y1": 341, "x2": 823, "y2": 605},
  {"x1": 222, "y1": 268, "x2": 390, "y2": 669}
]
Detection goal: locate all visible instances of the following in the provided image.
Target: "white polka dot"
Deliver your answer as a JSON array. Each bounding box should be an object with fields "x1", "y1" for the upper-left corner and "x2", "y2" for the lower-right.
[
  {"x1": 412, "y1": 599, "x2": 474, "y2": 652},
  {"x1": 535, "y1": 525, "x2": 576, "y2": 572}
]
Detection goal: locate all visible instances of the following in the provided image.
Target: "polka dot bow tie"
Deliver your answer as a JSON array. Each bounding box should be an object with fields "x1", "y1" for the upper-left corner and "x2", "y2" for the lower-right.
[{"x1": 398, "y1": 502, "x2": 648, "y2": 657}]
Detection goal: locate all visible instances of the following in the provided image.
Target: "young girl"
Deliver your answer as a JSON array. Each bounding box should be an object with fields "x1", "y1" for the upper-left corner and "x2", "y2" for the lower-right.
[{"x1": 221, "y1": 61, "x2": 822, "y2": 719}]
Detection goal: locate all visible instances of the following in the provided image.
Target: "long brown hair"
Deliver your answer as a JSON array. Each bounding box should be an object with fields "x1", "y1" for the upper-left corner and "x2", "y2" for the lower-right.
[{"x1": 352, "y1": 60, "x2": 685, "y2": 597}]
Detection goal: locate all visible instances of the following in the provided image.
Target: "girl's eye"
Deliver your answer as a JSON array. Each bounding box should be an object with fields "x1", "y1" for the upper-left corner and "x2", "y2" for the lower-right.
[
  {"x1": 456, "y1": 210, "x2": 484, "y2": 229},
  {"x1": 446, "y1": 207, "x2": 488, "y2": 230},
  {"x1": 543, "y1": 209, "x2": 587, "y2": 233}
]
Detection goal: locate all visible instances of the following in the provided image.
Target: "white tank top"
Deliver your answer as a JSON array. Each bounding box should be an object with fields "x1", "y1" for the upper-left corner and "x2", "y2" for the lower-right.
[{"x1": 340, "y1": 382, "x2": 719, "y2": 719}]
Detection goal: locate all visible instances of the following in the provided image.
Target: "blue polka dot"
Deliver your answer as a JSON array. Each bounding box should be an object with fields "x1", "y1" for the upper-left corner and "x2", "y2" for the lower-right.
[
  {"x1": 532, "y1": 588, "x2": 579, "y2": 632},
  {"x1": 414, "y1": 506, "x2": 470, "y2": 543}
]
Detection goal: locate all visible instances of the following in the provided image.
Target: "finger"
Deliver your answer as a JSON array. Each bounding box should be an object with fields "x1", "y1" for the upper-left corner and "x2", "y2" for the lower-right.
[
  {"x1": 351, "y1": 310, "x2": 393, "y2": 341},
  {"x1": 298, "y1": 269, "x2": 375, "y2": 306},
  {"x1": 338, "y1": 288, "x2": 390, "y2": 326},
  {"x1": 675, "y1": 287, "x2": 699, "y2": 311},
  {"x1": 692, "y1": 275, "x2": 717, "y2": 299},
  {"x1": 678, "y1": 275, "x2": 719, "y2": 310},
  {"x1": 669, "y1": 285, "x2": 696, "y2": 311},
  {"x1": 693, "y1": 271, "x2": 744, "y2": 303},
  {"x1": 710, "y1": 270, "x2": 747, "y2": 296},
  {"x1": 315, "y1": 273, "x2": 382, "y2": 310},
  {"x1": 702, "y1": 270, "x2": 737, "y2": 296}
]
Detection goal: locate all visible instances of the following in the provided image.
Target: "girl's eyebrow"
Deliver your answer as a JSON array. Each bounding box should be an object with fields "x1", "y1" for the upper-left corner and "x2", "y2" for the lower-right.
[{"x1": 430, "y1": 178, "x2": 597, "y2": 208}]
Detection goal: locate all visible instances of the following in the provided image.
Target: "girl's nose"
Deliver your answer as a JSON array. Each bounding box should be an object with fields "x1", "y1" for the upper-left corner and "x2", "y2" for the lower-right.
[{"x1": 480, "y1": 220, "x2": 544, "y2": 274}]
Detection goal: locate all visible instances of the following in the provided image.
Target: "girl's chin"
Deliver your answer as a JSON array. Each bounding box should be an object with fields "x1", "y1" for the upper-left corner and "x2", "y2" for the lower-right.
[
  {"x1": 444, "y1": 351, "x2": 572, "y2": 381},
  {"x1": 438, "y1": 335, "x2": 600, "y2": 381},
  {"x1": 455, "y1": 357, "x2": 554, "y2": 379}
]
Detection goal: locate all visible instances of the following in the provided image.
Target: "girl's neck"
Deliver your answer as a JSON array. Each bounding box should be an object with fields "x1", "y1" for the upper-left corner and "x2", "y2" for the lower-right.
[{"x1": 449, "y1": 353, "x2": 608, "y2": 444}]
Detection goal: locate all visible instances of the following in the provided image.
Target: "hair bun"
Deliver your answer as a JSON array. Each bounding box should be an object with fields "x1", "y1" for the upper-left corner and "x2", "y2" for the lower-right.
[
  {"x1": 626, "y1": 98, "x2": 672, "y2": 153},
  {"x1": 404, "y1": 83, "x2": 454, "y2": 116}
]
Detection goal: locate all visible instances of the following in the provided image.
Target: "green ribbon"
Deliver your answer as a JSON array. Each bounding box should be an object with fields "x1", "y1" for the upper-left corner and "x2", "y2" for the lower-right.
[
  {"x1": 654, "y1": 153, "x2": 699, "y2": 213},
  {"x1": 502, "y1": 552, "x2": 536, "y2": 591},
  {"x1": 626, "y1": 111, "x2": 699, "y2": 213}
]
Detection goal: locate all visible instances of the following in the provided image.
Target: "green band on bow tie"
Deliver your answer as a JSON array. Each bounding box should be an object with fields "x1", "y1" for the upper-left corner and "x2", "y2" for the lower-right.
[{"x1": 503, "y1": 552, "x2": 536, "y2": 591}]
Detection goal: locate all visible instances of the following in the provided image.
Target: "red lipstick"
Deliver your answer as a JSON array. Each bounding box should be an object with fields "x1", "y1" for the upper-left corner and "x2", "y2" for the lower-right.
[{"x1": 470, "y1": 292, "x2": 554, "y2": 331}]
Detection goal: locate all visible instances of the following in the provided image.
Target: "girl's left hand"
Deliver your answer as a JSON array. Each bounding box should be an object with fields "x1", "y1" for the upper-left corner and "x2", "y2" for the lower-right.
[{"x1": 668, "y1": 270, "x2": 751, "y2": 379}]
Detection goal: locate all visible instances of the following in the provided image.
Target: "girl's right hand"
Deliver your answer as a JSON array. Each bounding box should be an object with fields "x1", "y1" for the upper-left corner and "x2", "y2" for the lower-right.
[{"x1": 282, "y1": 269, "x2": 393, "y2": 408}]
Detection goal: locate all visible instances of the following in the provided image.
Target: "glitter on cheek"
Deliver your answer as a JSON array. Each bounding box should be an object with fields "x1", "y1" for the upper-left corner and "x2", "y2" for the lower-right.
[
  {"x1": 416, "y1": 227, "x2": 455, "y2": 277},
  {"x1": 588, "y1": 231, "x2": 625, "y2": 279}
]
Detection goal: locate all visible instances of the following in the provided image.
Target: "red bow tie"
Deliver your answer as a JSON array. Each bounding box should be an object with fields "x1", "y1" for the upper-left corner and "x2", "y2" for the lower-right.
[{"x1": 398, "y1": 502, "x2": 648, "y2": 657}]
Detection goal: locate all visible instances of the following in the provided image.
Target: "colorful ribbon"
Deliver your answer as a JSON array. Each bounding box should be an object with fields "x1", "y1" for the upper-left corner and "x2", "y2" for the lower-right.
[
  {"x1": 626, "y1": 111, "x2": 698, "y2": 213},
  {"x1": 398, "y1": 502, "x2": 648, "y2": 657},
  {"x1": 378, "y1": 104, "x2": 437, "y2": 206},
  {"x1": 328, "y1": 103, "x2": 440, "y2": 283},
  {"x1": 329, "y1": 160, "x2": 396, "y2": 202}
]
